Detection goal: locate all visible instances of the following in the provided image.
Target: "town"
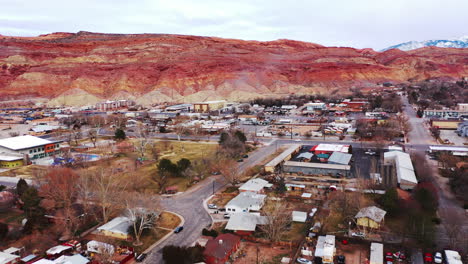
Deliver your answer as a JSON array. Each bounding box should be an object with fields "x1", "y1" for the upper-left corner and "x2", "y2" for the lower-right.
[{"x1": 0, "y1": 80, "x2": 466, "y2": 264}]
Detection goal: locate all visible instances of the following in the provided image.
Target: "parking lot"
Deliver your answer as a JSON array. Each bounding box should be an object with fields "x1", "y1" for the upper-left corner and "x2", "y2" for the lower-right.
[{"x1": 439, "y1": 129, "x2": 467, "y2": 145}]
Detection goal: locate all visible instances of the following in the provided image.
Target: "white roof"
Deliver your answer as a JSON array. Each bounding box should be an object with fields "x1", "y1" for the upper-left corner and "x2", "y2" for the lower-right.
[
  {"x1": 225, "y1": 212, "x2": 266, "y2": 231},
  {"x1": 384, "y1": 151, "x2": 418, "y2": 186},
  {"x1": 315, "y1": 236, "x2": 326, "y2": 257},
  {"x1": 370, "y1": 243, "x2": 383, "y2": 264},
  {"x1": 54, "y1": 254, "x2": 89, "y2": 264},
  {"x1": 315, "y1": 144, "x2": 349, "y2": 153},
  {"x1": 355, "y1": 206, "x2": 386, "y2": 223},
  {"x1": 284, "y1": 161, "x2": 351, "y2": 171},
  {"x1": 328, "y1": 152, "x2": 352, "y2": 165},
  {"x1": 265, "y1": 144, "x2": 300, "y2": 168},
  {"x1": 239, "y1": 178, "x2": 269, "y2": 192},
  {"x1": 0, "y1": 135, "x2": 53, "y2": 150},
  {"x1": 46, "y1": 245, "x2": 72, "y2": 255},
  {"x1": 2, "y1": 247, "x2": 20, "y2": 254},
  {"x1": 429, "y1": 146, "x2": 468, "y2": 152},
  {"x1": 33, "y1": 259, "x2": 56, "y2": 264},
  {"x1": 302, "y1": 193, "x2": 312, "y2": 198},
  {"x1": 292, "y1": 211, "x2": 307, "y2": 222},
  {"x1": 323, "y1": 235, "x2": 335, "y2": 258},
  {"x1": 444, "y1": 250, "x2": 463, "y2": 264},
  {"x1": 0, "y1": 154, "x2": 23, "y2": 161},
  {"x1": 31, "y1": 125, "x2": 60, "y2": 133},
  {"x1": 226, "y1": 192, "x2": 266, "y2": 211},
  {"x1": 86, "y1": 240, "x2": 114, "y2": 254},
  {"x1": 97, "y1": 216, "x2": 131, "y2": 235},
  {"x1": 0, "y1": 252, "x2": 19, "y2": 264}
]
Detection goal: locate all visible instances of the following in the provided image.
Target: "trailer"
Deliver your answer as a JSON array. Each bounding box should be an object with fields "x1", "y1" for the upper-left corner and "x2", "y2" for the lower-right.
[{"x1": 370, "y1": 243, "x2": 383, "y2": 264}]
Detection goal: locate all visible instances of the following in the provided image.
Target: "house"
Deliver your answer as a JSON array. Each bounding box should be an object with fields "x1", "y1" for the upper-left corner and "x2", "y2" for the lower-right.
[
  {"x1": 292, "y1": 211, "x2": 307, "y2": 222},
  {"x1": 355, "y1": 206, "x2": 386, "y2": 229},
  {"x1": 238, "y1": 178, "x2": 270, "y2": 194},
  {"x1": 225, "y1": 192, "x2": 266, "y2": 214},
  {"x1": 383, "y1": 151, "x2": 418, "y2": 190},
  {"x1": 224, "y1": 212, "x2": 267, "y2": 235},
  {"x1": 53, "y1": 254, "x2": 89, "y2": 264},
  {"x1": 0, "y1": 135, "x2": 61, "y2": 160},
  {"x1": 314, "y1": 235, "x2": 336, "y2": 264},
  {"x1": 203, "y1": 234, "x2": 241, "y2": 264},
  {"x1": 96, "y1": 216, "x2": 132, "y2": 240},
  {"x1": 0, "y1": 251, "x2": 19, "y2": 264},
  {"x1": 86, "y1": 240, "x2": 115, "y2": 255}
]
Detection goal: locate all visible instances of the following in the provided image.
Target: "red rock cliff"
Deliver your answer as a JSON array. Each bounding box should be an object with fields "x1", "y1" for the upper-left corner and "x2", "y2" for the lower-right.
[{"x1": 0, "y1": 31, "x2": 467, "y2": 105}]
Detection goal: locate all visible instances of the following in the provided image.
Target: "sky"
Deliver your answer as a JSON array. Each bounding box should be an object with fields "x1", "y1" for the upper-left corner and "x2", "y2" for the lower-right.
[{"x1": 0, "y1": 0, "x2": 467, "y2": 50}]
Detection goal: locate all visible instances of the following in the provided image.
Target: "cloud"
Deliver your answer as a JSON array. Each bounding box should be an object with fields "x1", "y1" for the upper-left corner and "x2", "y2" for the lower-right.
[{"x1": 0, "y1": 0, "x2": 466, "y2": 49}]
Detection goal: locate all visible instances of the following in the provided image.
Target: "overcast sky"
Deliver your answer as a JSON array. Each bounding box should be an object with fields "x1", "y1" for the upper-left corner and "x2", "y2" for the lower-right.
[{"x1": 1, "y1": 0, "x2": 467, "y2": 50}]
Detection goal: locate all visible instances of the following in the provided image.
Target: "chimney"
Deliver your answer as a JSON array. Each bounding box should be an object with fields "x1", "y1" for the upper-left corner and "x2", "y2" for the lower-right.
[{"x1": 218, "y1": 239, "x2": 223, "y2": 245}]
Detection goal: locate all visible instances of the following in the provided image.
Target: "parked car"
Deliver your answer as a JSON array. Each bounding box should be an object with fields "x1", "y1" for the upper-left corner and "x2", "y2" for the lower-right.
[
  {"x1": 242, "y1": 154, "x2": 249, "y2": 158},
  {"x1": 237, "y1": 158, "x2": 244, "y2": 162},
  {"x1": 218, "y1": 208, "x2": 226, "y2": 212},
  {"x1": 393, "y1": 251, "x2": 406, "y2": 260},
  {"x1": 385, "y1": 252, "x2": 393, "y2": 263},
  {"x1": 208, "y1": 204, "x2": 217, "y2": 209},
  {"x1": 297, "y1": 258, "x2": 313, "y2": 264},
  {"x1": 337, "y1": 255, "x2": 346, "y2": 264},
  {"x1": 174, "y1": 226, "x2": 184, "y2": 233},
  {"x1": 434, "y1": 252, "x2": 442, "y2": 264},
  {"x1": 135, "y1": 253, "x2": 147, "y2": 262},
  {"x1": 424, "y1": 253, "x2": 433, "y2": 263},
  {"x1": 351, "y1": 232, "x2": 365, "y2": 238},
  {"x1": 223, "y1": 213, "x2": 230, "y2": 219},
  {"x1": 365, "y1": 150, "x2": 376, "y2": 155}
]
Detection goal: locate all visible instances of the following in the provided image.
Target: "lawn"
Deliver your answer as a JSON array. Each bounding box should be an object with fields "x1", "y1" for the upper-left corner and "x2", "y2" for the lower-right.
[
  {"x1": 283, "y1": 222, "x2": 308, "y2": 241},
  {"x1": 146, "y1": 140, "x2": 218, "y2": 163},
  {"x1": 158, "y1": 211, "x2": 182, "y2": 229},
  {"x1": 0, "y1": 164, "x2": 48, "y2": 178}
]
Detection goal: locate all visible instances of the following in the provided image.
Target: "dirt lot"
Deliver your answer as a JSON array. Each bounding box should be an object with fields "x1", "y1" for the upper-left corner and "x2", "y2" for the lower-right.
[
  {"x1": 336, "y1": 242, "x2": 370, "y2": 264},
  {"x1": 233, "y1": 241, "x2": 290, "y2": 264}
]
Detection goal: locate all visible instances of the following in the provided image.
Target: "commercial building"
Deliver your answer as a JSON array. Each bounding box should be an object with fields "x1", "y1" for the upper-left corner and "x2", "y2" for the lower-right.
[
  {"x1": 96, "y1": 100, "x2": 135, "y2": 111},
  {"x1": 283, "y1": 161, "x2": 351, "y2": 177},
  {"x1": 264, "y1": 144, "x2": 301, "y2": 173},
  {"x1": 193, "y1": 100, "x2": 226, "y2": 113},
  {"x1": 0, "y1": 154, "x2": 24, "y2": 168},
  {"x1": 423, "y1": 109, "x2": 468, "y2": 119},
  {"x1": 383, "y1": 151, "x2": 418, "y2": 190},
  {"x1": 0, "y1": 135, "x2": 61, "y2": 160}
]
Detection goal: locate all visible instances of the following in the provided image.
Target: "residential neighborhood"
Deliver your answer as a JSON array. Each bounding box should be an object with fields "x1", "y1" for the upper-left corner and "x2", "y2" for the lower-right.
[{"x1": 0, "y1": 86, "x2": 466, "y2": 264}]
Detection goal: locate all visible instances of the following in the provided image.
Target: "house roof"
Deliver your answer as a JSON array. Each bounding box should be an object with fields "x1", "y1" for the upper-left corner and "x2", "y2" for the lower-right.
[
  {"x1": 225, "y1": 212, "x2": 267, "y2": 231},
  {"x1": 0, "y1": 135, "x2": 54, "y2": 150},
  {"x1": 0, "y1": 252, "x2": 19, "y2": 264},
  {"x1": 370, "y1": 243, "x2": 384, "y2": 264},
  {"x1": 292, "y1": 211, "x2": 307, "y2": 222},
  {"x1": 204, "y1": 234, "x2": 241, "y2": 260},
  {"x1": 239, "y1": 178, "x2": 269, "y2": 192},
  {"x1": 284, "y1": 161, "x2": 351, "y2": 171},
  {"x1": 355, "y1": 206, "x2": 386, "y2": 223},
  {"x1": 46, "y1": 245, "x2": 72, "y2": 255},
  {"x1": 226, "y1": 192, "x2": 266, "y2": 210},
  {"x1": 328, "y1": 152, "x2": 352, "y2": 165},
  {"x1": 296, "y1": 152, "x2": 314, "y2": 160},
  {"x1": 384, "y1": 151, "x2": 418, "y2": 186},
  {"x1": 313, "y1": 144, "x2": 349, "y2": 153},
  {"x1": 0, "y1": 153, "x2": 23, "y2": 161},
  {"x1": 54, "y1": 254, "x2": 89, "y2": 264},
  {"x1": 97, "y1": 216, "x2": 131, "y2": 235}
]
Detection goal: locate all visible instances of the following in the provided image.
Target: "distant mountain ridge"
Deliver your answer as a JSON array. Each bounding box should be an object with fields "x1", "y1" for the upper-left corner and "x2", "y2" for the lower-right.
[{"x1": 383, "y1": 36, "x2": 468, "y2": 51}]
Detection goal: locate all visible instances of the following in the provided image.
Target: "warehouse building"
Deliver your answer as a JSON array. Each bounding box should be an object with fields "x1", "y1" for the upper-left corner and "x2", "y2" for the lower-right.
[
  {"x1": 383, "y1": 151, "x2": 418, "y2": 190},
  {"x1": 0, "y1": 135, "x2": 61, "y2": 160},
  {"x1": 283, "y1": 161, "x2": 351, "y2": 177}
]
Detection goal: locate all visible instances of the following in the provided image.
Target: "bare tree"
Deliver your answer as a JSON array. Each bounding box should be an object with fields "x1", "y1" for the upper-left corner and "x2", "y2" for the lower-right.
[
  {"x1": 92, "y1": 169, "x2": 125, "y2": 223},
  {"x1": 39, "y1": 168, "x2": 80, "y2": 238},
  {"x1": 72, "y1": 128, "x2": 82, "y2": 146},
  {"x1": 442, "y1": 208, "x2": 466, "y2": 249},
  {"x1": 88, "y1": 128, "x2": 98, "y2": 148},
  {"x1": 259, "y1": 202, "x2": 291, "y2": 243},
  {"x1": 216, "y1": 159, "x2": 241, "y2": 186},
  {"x1": 124, "y1": 192, "x2": 160, "y2": 246},
  {"x1": 134, "y1": 125, "x2": 151, "y2": 157}
]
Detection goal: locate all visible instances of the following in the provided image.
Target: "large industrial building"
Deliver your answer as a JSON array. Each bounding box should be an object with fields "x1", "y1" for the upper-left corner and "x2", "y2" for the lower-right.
[
  {"x1": 0, "y1": 135, "x2": 61, "y2": 160},
  {"x1": 383, "y1": 151, "x2": 418, "y2": 190}
]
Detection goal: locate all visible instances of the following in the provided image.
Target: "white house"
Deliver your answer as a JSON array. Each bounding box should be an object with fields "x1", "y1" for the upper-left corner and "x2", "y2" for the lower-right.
[
  {"x1": 292, "y1": 211, "x2": 307, "y2": 222},
  {"x1": 96, "y1": 216, "x2": 132, "y2": 239},
  {"x1": 225, "y1": 192, "x2": 266, "y2": 214},
  {"x1": 225, "y1": 212, "x2": 267, "y2": 232},
  {"x1": 0, "y1": 135, "x2": 61, "y2": 160},
  {"x1": 0, "y1": 251, "x2": 19, "y2": 264},
  {"x1": 239, "y1": 178, "x2": 270, "y2": 194}
]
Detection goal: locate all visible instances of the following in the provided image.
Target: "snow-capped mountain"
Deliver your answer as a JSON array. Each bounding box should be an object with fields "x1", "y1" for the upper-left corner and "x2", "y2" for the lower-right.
[{"x1": 382, "y1": 36, "x2": 468, "y2": 51}]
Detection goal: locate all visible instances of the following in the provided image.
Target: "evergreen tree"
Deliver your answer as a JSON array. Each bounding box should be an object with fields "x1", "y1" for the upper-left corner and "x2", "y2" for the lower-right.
[
  {"x1": 16, "y1": 178, "x2": 28, "y2": 196},
  {"x1": 114, "y1": 128, "x2": 126, "y2": 140}
]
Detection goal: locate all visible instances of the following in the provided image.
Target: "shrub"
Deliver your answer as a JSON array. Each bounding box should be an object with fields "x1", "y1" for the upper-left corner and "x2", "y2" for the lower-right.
[{"x1": 202, "y1": 228, "x2": 218, "y2": 237}]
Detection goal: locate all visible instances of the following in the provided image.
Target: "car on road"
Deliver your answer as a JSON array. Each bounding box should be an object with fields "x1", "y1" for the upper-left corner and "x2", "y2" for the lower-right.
[
  {"x1": 242, "y1": 154, "x2": 249, "y2": 158},
  {"x1": 174, "y1": 226, "x2": 184, "y2": 233},
  {"x1": 365, "y1": 149, "x2": 376, "y2": 155},
  {"x1": 297, "y1": 258, "x2": 312, "y2": 264},
  {"x1": 208, "y1": 204, "x2": 217, "y2": 209},
  {"x1": 351, "y1": 231, "x2": 365, "y2": 238},
  {"x1": 423, "y1": 253, "x2": 433, "y2": 263},
  {"x1": 135, "y1": 253, "x2": 147, "y2": 262},
  {"x1": 337, "y1": 255, "x2": 346, "y2": 264},
  {"x1": 237, "y1": 158, "x2": 244, "y2": 162},
  {"x1": 223, "y1": 213, "x2": 230, "y2": 219},
  {"x1": 433, "y1": 252, "x2": 442, "y2": 264},
  {"x1": 385, "y1": 252, "x2": 393, "y2": 263}
]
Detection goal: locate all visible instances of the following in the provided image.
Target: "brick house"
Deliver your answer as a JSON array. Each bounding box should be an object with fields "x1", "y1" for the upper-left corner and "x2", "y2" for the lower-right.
[{"x1": 203, "y1": 234, "x2": 241, "y2": 264}]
